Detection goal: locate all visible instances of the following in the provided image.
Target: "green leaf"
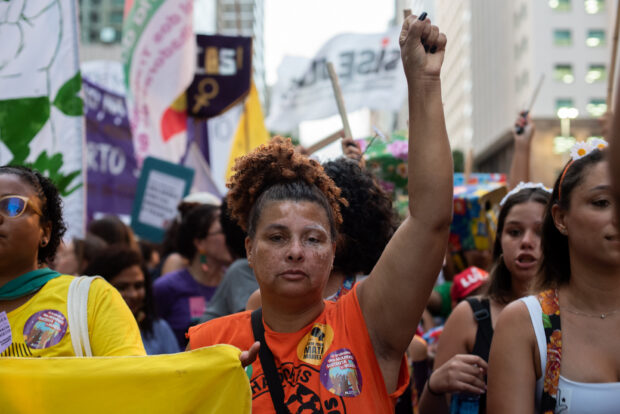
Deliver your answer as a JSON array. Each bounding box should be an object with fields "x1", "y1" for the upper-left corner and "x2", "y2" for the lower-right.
[
  {"x1": 53, "y1": 72, "x2": 84, "y2": 116},
  {"x1": 542, "y1": 313, "x2": 552, "y2": 329},
  {"x1": 28, "y1": 151, "x2": 82, "y2": 197},
  {"x1": 0, "y1": 97, "x2": 50, "y2": 164}
]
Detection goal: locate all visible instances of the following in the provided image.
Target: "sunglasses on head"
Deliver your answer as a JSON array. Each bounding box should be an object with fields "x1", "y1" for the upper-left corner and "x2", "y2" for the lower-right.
[{"x1": 0, "y1": 195, "x2": 43, "y2": 219}]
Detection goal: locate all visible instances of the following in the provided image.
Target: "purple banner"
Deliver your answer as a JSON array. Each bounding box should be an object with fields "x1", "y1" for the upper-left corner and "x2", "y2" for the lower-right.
[
  {"x1": 186, "y1": 34, "x2": 252, "y2": 119},
  {"x1": 83, "y1": 78, "x2": 138, "y2": 223}
]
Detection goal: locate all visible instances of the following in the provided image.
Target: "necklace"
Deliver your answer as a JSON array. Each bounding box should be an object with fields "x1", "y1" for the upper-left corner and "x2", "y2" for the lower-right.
[{"x1": 564, "y1": 307, "x2": 620, "y2": 319}]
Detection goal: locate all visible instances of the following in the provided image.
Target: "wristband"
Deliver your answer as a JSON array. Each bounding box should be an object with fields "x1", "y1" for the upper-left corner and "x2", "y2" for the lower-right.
[{"x1": 426, "y1": 375, "x2": 443, "y2": 396}]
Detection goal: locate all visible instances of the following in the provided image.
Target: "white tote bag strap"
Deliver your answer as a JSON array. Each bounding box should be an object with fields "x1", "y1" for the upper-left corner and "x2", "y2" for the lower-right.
[{"x1": 67, "y1": 276, "x2": 102, "y2": 357}]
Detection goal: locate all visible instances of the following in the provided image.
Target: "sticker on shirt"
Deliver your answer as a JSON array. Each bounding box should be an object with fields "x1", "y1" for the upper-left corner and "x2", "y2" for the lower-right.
[
  {"x1": 320, "y1": 348, "x2": 363, "y2": 397},
  {"x1": 23, "y1": 310, "x2": 67, "y2": 349},
  {"x1": 0, "y1": 311, "x2": 12, "y2": 354},
  {"x1": 297, "y1": 323, "x2": 334, "y2": 365}
]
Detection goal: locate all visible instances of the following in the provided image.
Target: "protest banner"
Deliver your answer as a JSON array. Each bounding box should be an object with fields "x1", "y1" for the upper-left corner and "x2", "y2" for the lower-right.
[
  {"x1": 0, "y1": 345, "x2": 251, "y2": 413},
  {"x1": 130, "y1": 157, "x2": 194, "y2": 242},
  {"x1": 267, "y1": 27, "x2": 407, "y2": 133},
  {"x1": 122, "y1": 0, "x2": 196, "y2": 167},
  {"x1": 0, "y1": 0, "x2": 85, "y2": 239},
  {"x1": 83, "y1": 78, "x2": 138, "y2": 223},
  {"x1": 187, "y1": 35, "x2": 253, "y2": 118}
]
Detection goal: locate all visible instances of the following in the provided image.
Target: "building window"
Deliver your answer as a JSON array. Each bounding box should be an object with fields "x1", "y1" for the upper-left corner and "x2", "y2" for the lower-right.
[
  {"x1": 586, "y1": 99, "x2": 607, "y2": 117},
  {"x1": 586, "y1": 64, "x2": 606, "y2": 83},
  {"x1": 556, "y1": 98, "x2": 575, "y2": 111},
  {"x1": 549, "y1": 0, "x2": 571, "y2": 11},
  {"x1": 554, "y1": 64, "x2": 574, "y2": 83},
  {"x1": 584, "y1": 0, "x2": 604, "y2": 13},
  {"x1": 554, "y1": 29, "x2": 572, "y2": 46},
  {"x1": 586, "y1": 29, "x2": 605, "y2": 47},
  {"x1": 89, "y1": 12, "x2": 99, "y2": 23},
  {"x1": 110, "y1": 11, "x2": 123, "y2": 24}
]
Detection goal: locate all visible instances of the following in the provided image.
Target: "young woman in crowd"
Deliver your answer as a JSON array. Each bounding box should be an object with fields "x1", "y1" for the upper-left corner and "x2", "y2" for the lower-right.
[
  {"x1": 201, "y1": 196, "x2": 257, "y2": 322},
  {"x1": 187, "y1": 14, "x2": 451, "y2": 413},
  {"x1": 84, "y1": 246, "x2": 179, "y2": 355},
  {"x1": 153, "y1": 204, "x2": 232, "y2": 348},
  {"x1": 0, "y1": 165, "x2": 144, "y2": 357},
  {"x1": 488, "y1": 142, "x2": 620, "y2": 413},
  {"x1": 419, "y1": 183, "x2": 551, "y2": 413}
]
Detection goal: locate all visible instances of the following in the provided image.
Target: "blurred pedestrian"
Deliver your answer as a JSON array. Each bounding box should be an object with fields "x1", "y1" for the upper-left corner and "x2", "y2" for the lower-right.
[{"x1": 84, "y1": 246, "x2": 179, "y2": 355}]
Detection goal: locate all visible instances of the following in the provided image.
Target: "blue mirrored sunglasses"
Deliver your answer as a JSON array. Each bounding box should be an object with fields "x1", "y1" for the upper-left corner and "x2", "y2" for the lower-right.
[{"x1": 0, "y1": 195, "x2": 42, "y2": 219}]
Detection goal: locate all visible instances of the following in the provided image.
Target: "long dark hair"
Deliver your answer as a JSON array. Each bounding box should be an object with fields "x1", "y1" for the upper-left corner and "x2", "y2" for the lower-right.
[
  {"x1": 538, "y1": 149, "x2": 606, "y2": 290},
  {"x1": 486, "y1": 187, "x2": 551, "y2": 304},
  {"x1": 176, "y1": 204, "x2": 220, "y2": 260},
  {"x1": 83, "y1": 246, "x2": 156, "y2": 335}
]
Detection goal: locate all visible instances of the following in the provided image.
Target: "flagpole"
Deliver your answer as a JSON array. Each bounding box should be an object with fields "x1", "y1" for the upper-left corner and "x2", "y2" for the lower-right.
[{"x1": 326, "y1": 62, "x2": 353, "y2": 140}]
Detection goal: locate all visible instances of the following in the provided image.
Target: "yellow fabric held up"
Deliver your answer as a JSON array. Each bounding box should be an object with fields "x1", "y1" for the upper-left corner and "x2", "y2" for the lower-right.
[
  {"x1": 0, "y1": 345, "x2": 251, "y2": 414},
  {"x1": 225, "y1": 82, "x2": 270, "y2": 179}
]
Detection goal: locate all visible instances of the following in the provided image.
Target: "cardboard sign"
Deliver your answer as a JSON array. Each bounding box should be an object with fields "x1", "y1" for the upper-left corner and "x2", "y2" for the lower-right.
[{"x1": 130, "y1": 157, "x2": 194, "y2": 242}]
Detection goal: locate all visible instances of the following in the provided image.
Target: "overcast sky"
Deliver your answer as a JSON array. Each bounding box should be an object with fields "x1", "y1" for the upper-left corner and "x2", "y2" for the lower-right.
[{"x1": 264, "y1": 0, "x2": 396, "y2": 86}]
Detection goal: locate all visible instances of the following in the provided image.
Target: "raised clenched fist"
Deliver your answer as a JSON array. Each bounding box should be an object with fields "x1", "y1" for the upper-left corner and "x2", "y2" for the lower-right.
[{"x1": 399, "y1": 13, "x2": 447, "y2": 81}]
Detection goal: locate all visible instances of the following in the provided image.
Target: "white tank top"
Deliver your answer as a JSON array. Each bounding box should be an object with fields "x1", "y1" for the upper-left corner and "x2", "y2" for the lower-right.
[{"x1": 521, "y1": 295, "x2": 620, "y2": 413}]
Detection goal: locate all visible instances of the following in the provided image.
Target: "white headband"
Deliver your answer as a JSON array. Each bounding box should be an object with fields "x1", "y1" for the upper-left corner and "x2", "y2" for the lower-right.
[{"x1": 500, "y1": 182, "x2": 552, "y2": 207}]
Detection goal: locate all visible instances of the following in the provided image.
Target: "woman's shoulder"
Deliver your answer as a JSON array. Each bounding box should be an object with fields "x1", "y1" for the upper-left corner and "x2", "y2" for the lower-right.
[{"x1": 188, "y1": 311, "x2": 253, "y2": 349}]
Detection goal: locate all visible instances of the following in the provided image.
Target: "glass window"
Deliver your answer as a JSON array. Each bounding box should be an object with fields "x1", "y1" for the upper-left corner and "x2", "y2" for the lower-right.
[
  {"x1": 554, "y1": 64, "x2": 574, "y2": 83},
  {"x1": 556, "y1": 98, "x2": 574, "y2": 110},
  {"x1": 110, "y1": 11, "x2": 123, "y2": 24},
  {"x1": 586, "y1": 29, "x2": 605, "y2": 47},
  {"x1": 586, "y1": 99, "x2": 607, "y2": 117},
  {"x1": 584, "y1": 0, "x2": 604, "y2": 13},
  {"x1": 586, "y1": 64, "x2": 606, "y2": 83},
  {"x1": 89, "y1": 12, "x2": 99, "y2": 23},
  {"x1": 549, "y1": 0, "x2": 571, "y2": 11},
  {"x1": 554, "y1": 29, "x2": 572, "y2": 46},
  {"x1": 554, "y1": 136, "x2": 576, "y2": 153}
]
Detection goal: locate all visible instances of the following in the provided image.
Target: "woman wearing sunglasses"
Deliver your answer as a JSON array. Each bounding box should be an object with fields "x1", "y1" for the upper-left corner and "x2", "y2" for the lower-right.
[{"x1": 0, "y1": 165, "x2": 145, "y2": 357}]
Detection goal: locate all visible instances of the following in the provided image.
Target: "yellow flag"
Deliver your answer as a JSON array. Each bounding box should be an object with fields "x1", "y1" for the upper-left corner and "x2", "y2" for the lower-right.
[
  {"x1": 0, "y1": 345, "x2": 251, "y2": 414},
  {"x1": 225, "y1": 82, "x2": 270, "y2": 179}
]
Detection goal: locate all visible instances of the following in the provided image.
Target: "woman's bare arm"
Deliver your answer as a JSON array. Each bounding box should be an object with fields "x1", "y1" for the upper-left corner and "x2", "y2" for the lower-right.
[{"x1": 358, "y1": 14, "x2": 452, "y2": 391}]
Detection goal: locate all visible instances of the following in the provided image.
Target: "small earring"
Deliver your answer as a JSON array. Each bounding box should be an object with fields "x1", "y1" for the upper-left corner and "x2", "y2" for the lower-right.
[{"x1": 41, "y1": 240, "x2": 48, "y2": 247}]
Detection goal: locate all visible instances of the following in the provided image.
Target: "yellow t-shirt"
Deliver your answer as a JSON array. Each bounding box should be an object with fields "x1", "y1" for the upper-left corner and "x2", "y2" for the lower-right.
[{"x1": 1, "y1": 275, "x2": 145, "y2": 357}]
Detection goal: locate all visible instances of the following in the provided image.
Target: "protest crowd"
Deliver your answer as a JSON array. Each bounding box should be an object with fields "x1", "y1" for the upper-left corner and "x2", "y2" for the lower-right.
[{"x1": 2, "y1": 6, "x2": 620, "y2": 414}]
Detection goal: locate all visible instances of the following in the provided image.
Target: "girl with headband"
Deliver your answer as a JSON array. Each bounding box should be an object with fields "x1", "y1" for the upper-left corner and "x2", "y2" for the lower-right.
[
  {"x1": 187, "y1": 14, "x2": 451, "y2": 413},
  {"x1": 419, "y1": 182, "x2": 551, "y2": 414},
  {"x1": 488, "y1": 139, "x2": 620, "y2": 413}
]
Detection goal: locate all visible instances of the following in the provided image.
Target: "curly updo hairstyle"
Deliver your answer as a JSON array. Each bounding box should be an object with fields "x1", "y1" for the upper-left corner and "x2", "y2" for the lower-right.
[
  {"x1": 0, "y1": 165, "x2": 67, "y2": 264},
  {"x1": 226, "y1": 137, "x2": 346, "y2": 240}
]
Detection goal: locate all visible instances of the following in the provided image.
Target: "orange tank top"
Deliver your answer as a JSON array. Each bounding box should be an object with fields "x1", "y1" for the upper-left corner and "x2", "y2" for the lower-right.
[{"x1": 188, "y1": 286, "x2": 409, "y2": 414}]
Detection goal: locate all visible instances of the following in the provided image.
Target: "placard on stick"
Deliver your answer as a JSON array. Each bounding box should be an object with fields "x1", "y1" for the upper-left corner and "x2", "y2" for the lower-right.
[{"x1": 130, "y1": 157, "x2": 194, "y2": 242}]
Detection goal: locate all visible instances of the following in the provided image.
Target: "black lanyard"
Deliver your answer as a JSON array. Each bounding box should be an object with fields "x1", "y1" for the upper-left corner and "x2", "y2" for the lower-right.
[{"x1": 251, "y1": 308, "x2": 290, "y2": 414}]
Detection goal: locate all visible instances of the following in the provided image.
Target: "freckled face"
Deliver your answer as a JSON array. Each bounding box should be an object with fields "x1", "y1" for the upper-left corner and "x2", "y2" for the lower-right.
[{"x1": 246, "y1": 201, "x2": 336, "y2": 301}]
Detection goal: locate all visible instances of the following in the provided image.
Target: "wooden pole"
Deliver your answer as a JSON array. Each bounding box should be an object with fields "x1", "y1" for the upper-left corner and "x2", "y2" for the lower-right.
[
  {"x1": 464, "y1": 147, "x2": 474, "y2": 184},
  {"x1": 607, "y1": 0, "x2": 620, "y2": 108},
  {"x1": 306, "y1": 129, "x2": 345, "y2": 154},
  {"x1": 326, "y1": 62, "x2": 353, "y2": 139}
]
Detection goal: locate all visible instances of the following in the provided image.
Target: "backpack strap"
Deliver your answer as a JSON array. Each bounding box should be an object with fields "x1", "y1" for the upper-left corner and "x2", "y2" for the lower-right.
[
  {"x1": 250, "y1": 308, "x2": 290, "y2": 414},
  {"x1": 537, "y1": 289, "x2": 562, "y2": 414},
  {"x1": 67, "y1": 276, "x2": 101, "y2": 357},
  {"x1": 465, "y1": 297, "x2": 493, "y2": 362}
]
